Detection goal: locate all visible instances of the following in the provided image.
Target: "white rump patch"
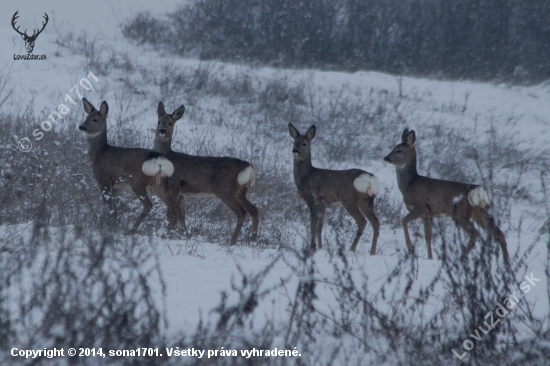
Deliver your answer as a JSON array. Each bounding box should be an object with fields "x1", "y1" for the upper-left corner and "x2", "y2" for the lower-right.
[
  {"x1": 452, "y1": 194, "x2": 464, "y2": 205},
  {"x1": 468, "y1": 186, "x2": 493, "y2": 208},
  {"x1": 353, "y1": 173, "x2": 379, "y2": 196},
  {"x1": 141, "y1": 156, "x2": 174, "y2": 178},
  {"x1": 238, "y1": 166, "x2": 256, "y2": 187}
]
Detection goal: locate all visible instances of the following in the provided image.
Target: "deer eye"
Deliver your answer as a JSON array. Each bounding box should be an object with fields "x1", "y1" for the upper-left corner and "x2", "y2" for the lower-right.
[
  {"x1": 396, "y1": 149, "x2": 402, "y2": 153},
  {"x1": 92, "y1": 118, "x2": 98, "y2": 122},
  {"x1": 169, "y1": 123, "x2": 172, "y2": 126}
]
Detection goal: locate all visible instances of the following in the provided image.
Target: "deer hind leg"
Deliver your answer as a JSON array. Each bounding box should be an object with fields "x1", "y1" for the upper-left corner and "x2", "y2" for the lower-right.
[
  {"x1": 177, "y1": 194, "x2": 188, "y2": 234},
  {"x1": 359, "y1": 197, "x2": 380, "y2": 255},
  {"x1": 237, "y1": 189, "x2": 259, "y2": 241},
  {"x1": 454, "y1": 217, "x2": 480, "y2": 258},
  {"x1": 344, "y1": 204, "x2": 367, "y2": 253},
  {"x1": 472, "y1": 209, "x2": 509, "y2": 262},
  {"x1": 153, "y1": 181, "x2": 179, "y2": 230},
  {"x1": 220, "y1": 196, "x2": 247, "y2": 246},
  {"x1": 128, "y1": 182, "x2": 153, "y2": 234},
  {"x1": 422, "y1": 217, "x2": 433, "y2": 259}
]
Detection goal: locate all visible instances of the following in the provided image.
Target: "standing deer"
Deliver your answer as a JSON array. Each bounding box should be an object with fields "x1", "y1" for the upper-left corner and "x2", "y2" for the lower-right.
[
  {"x1": 151, "y1": 102, "x2": 259, "y2": 245},
  {"x1": 79, "y1": 98, "x2": 176, "y2": 233},
  {"x1": 11, "y1": 11, "x2": 48, "y2": 54},
  {"x1": 288, "y1": 123, "x2": 380, "y2": 253},
  {"x1": 384, "y1": 129, "x2": 509, "y2": 261}
]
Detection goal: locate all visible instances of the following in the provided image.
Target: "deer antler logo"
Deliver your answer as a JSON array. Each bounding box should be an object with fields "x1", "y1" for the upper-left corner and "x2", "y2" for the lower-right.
[{"x1": 12, "y1": 11, "x2": 49, "y2": 54}]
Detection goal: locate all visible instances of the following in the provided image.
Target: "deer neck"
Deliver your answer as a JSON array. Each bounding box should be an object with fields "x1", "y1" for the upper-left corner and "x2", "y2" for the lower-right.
[
  {"x1": 293, "y1": 154, "x2": 314, "y2": 186},
  {"x1": 86, "y1": 131, "x2": 108, "y2": 161},
  {"x1": 396, "y1": 155, "x2": 419, "y2": 192},
  {"x1": 153, "y1": 137, "x2": 173, "y2": 155}
]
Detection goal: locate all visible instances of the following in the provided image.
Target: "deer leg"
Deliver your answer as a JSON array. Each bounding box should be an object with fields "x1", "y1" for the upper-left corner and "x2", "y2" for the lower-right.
[
  {"x1": 177, "y1": 194, "x2": 188, "y2": 234},
  {"x1": 220, "y1": 197, "x2": 247, "y2": 246},
  {"x1": 360, "y1": 198, "x2": 380, "y2": 255},
  {"x1": 98, "y1": 178, "x2": 117, "y2": 229},
  {"x1": 472, "y1": 210, "x2": 509, "y2": 262},
  {"x1": 109, "y1": 181, "x2": 117, "y2": 219},
  {"x1": 153, "y1": 182, "x2": 178, "y2": 230},
  {"x1": 316, "y1": 207, "x2": 325, "y2": 249},
  {"x1": 455, "y1": 218, "x2": 480, "y2": 258},
  {"x1": 402, "y1": 208, "x2": 425, "y2": 255},
  {"x1": 421, "y1": 217, "x2": 433, "y2": 259},
  {"x1": 238, "y1": 190, "x2": 259, "y2": 241},
  {"x1": 345, "y1": 204, "x2": 367, "y2": 253},
  {"x1": 128, "y1": 183, "x2": 153, "y2": 234},
  {"x1": 306, "y1": 203, "x2": 320, "y2": 251}
]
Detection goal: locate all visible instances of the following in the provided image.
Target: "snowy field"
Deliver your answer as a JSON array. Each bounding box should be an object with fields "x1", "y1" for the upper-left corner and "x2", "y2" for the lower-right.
[{"x1": 1, "y1": 2, "x2": 550, "y2": 365}]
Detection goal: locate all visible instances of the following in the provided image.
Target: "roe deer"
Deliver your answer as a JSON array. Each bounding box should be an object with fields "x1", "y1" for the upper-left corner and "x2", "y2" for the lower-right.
[
  {"x1": 288, "y1": 123, "x2": 380, "y2": 253},
  {"x1": 79, "y1": 98, "x2": 176, "y2": 233},
  {"x1": 384, "y1": 129, "x2": 509, "y2": 261},
  {"x1": 151, "y1": 102, "x2": 259, "y2": 245}
]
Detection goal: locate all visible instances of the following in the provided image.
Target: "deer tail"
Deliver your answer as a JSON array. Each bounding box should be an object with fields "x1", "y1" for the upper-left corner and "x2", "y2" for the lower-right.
[
  {"x1": 468, "y1": 186, "x2": 493, "y2": 209},
  {"x1": 142, "y1": 154, "x2": 174, "y2": 182},
  {"x1": 237, "y1": 165, "x2": 256, "y2": 190}
]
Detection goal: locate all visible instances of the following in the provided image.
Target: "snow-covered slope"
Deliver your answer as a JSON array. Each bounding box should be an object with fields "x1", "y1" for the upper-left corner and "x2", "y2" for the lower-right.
[{"x1": 1, "y1": 5, "x2": 549, "y2": 364}]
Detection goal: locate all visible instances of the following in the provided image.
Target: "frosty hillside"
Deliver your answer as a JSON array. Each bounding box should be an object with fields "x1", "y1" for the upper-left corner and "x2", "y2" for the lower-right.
[{"x1": 1, "y1": 1, "x2": 550, "y2": 365}]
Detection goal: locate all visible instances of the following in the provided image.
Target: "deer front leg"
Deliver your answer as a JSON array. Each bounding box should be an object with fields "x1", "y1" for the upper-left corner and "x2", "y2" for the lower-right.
[
  {"x1": 316, "y1": 207, "x2": 325, "y2": 249},
  {"x1": 422, "y1": 217, "x2": 433, "y2": 259},
  {"x1": 98, "y1": 179, "x2": 117, "y2": 229},
  {"x1": 307, "y1": 204, "x2": 320, "y2": 252},
  {"x1": 401, "y1": 208, "x2": 425, "y2": 256}
]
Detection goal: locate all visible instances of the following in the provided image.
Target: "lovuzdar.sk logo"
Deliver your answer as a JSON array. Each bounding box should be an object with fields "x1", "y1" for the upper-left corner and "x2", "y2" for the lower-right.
[{"x1": 12, "y1": 10, "x2": 48, "y2": 60}]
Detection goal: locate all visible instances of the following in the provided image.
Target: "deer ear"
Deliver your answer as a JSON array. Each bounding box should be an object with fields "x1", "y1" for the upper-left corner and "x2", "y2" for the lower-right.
[
  {"x1": 406, "y1": 130, "x2": 416, "y2": 146},
  {"x1": 401, "y1": 128, "x2": 410, "y2": 143},
  {"x1": 172, "y1": 105, "x2": 185, "y2": 121},
  {"x1": 157, "y1": 102, "x2": 166, "y2": 117},
  {"x1": 82, "y1": 98, "x2": 96, "y2": 114},
  {"x1": 99, "y1": 101, "x2": 109, "y2": 117},
  {"x1": 306, "y1": 125, "x2": 316, "y2": 140},
  {"x1": 288, "y1": 123, "x2": 300, "y2": 138}
]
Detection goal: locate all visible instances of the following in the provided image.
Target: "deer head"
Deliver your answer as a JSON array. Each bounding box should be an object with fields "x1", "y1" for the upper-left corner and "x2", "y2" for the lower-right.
[
  {"x1": 156, "y1": 102, "x2": 185, "y2": 142},
  {"x1": 12, "y1": 11, "x2": 49, "y2": 54},
  {"x1": 383, "y1": 129, "x2": 416, "y2": 168},
  {"x1": 288, "y1": 123, "x2": 316, "y2": 162},
  {"x1": 79, "y1": 98, "x2": 108, "y2": 138}
]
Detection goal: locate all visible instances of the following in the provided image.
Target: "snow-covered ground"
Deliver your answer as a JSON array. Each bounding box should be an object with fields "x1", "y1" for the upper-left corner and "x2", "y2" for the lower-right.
[{"x1": 1, "y1": 2, "x2": 549, "y2": 365}]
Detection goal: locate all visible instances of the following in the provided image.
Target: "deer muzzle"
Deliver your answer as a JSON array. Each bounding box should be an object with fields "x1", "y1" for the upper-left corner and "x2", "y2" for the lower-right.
[
  {"x1": 78, "y1": 125, "x2": 87, "y2": 132},
  {"x1": 383, "y1": 155, "x2": 391, "y2": 163},
  {"x1": 158, "y1": 129, "x2": 167, "y2": 136},
  {"x1": 292, "y1": 149, "x2": 299, "y2": 154}
]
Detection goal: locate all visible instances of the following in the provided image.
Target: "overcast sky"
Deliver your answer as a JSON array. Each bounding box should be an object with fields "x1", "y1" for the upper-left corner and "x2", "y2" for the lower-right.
[{"x1": 1, "y1": 0, "x2": 183, "y2": 37}]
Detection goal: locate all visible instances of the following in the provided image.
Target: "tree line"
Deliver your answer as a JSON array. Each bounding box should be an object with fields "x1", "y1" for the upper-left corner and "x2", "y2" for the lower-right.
[{"x1": 123, "y1": 0, "x2": 550, "y2": 82}]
